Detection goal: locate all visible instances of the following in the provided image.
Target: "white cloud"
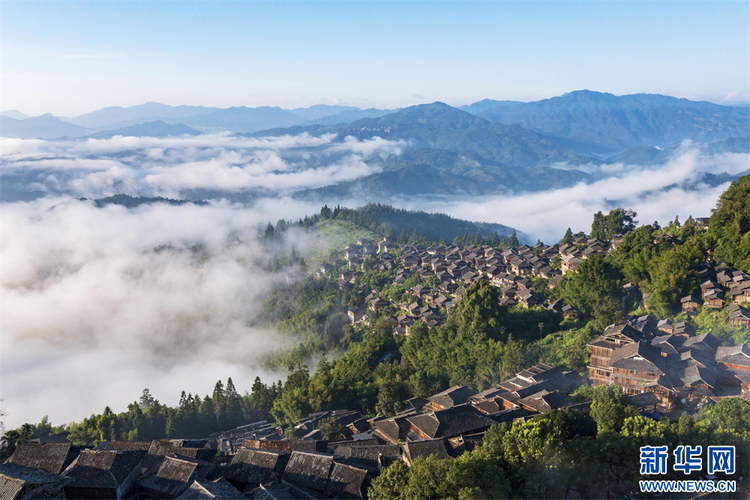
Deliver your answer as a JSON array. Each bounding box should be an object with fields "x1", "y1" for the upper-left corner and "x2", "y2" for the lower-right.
[
  {"x1": 392, "y1": 149, "x2": 745, "y2": 243},
  {"x1": 0, "y1": 133, "x2": 404, "y2": 199},
  {"x1": 0, "y1": 197, "x2": 322, "y2": 429},
  {"x1": 723, "y1": 91, "x2": 750, "y2": 102}
]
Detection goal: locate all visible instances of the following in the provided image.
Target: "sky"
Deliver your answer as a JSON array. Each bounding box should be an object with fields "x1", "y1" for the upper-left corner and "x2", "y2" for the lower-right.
[{"x1": 2, "y1": 1, "x2": 749, "y2": 117}]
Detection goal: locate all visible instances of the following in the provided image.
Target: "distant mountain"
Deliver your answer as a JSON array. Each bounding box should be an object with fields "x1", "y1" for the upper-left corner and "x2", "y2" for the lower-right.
[
  {"x1": 64, "y1": 102, "x2": 391, "y2": 132},
  {"x1": 606, "y1": 135, "x2": 750, "y2": 165},
  {"x1": 302, "y1": 108, "x2": 395, "y2": 126},
  {"x1": 288, "y1": 104, "x2": 363, "y2": 121},
  {"x1": 298, "y1": 161, "x2": 591, "y2": 200},
  {"x1": 604, "y1": 146, "x2": 672, "y2": 165},
  {"x1": 1, "y1": 110, "x2": 30, "y2": 120},
  {"x1": 0, "y1": 114, "x2": 88, "y2": 139},
  {"x1": 459, "y1": 99, "x2": 523, "y2": 115},
  {"x1": 703, "y1": 135, "x2": 750, "y2": 155},
  {"x1": 85, "y1": 121, "x2": 201, "y2": 139},
  {"x1": 334, "y1": 102, "x2": 597, "y2": 167},
  {"x1": 474, "y1": 90, "x2": 750, "y2": 152},
  {"x1": 177, "y1": 106, "x2": 303, "y2": 133},
  {"x1": 90, "y1": 194, "x2": 208, "y2": 208},
  {"x1": 67, "y1": 102, "x2": 220, "y2": 129}
]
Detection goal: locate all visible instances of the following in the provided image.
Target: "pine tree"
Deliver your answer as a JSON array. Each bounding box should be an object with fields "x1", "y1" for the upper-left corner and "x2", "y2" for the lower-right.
[
  {"x1": 139, "y1": 388, "x2": 156, "y2": 410},
  {"x1": 562, "y1": 227, "x2": 574, "y2": 244},
  {"x1": 591, "y1": 211, "x2": 606, "y2": 239},
  {"x1": 264, "y1": 222, "x2": 275, "y2": 241},
  {"x1": 212, "y1": 380, "x2": 226, "y2": 430},
  {"x1": 224, "y1": 378, "x2": 244, "y2": 430},
  {"x1": 474, "y1": 232, "x2": 484, "y2": 246},
  {"x1": 508, "y1": 231, "x2": 519, "y2": 247},
  {"x1": 490, "y1": 232, "x2": 501, "y2": 248},
  {"x1": 453, "y1": 231, "x2": 463, "y2": 247}
]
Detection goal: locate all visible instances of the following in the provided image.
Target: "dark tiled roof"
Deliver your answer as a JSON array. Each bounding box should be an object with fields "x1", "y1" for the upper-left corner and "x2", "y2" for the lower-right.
[
  {"x1": 249, "y1": 481, "x2": 300, "y2": 500},
  {"x1": 174, "y1": 478, "x2": 245, "y2": 499},
  {"x1": 148, "y1": 440, "x2": 216, "y2": 462},
  {"x1": 324, "y1": 462, "x2": 368, "y2": 499},
  {"x1": 281, "y1": 452, "x2": 334, "y2": 492},
  {"x1": 406, "y1": 413, "x2": 439, "y2": 439},
  {"x1": 241, "y1": 439, "x2": 319, "y2": 454},
  {"x1": 326, "y1": 438, "x2": 379, "y2": 452},
  {"x1": 427, "y1": 385, "x2": 477, "y2": 408},
  {"x1": 609, "y1": 343, "x2": 666, "y2": 375},
  {"x1": 408, "y1": 404, "x2": 496, "y2": 439},
  {"x1": 602, "y1": 323, "x2": 643, "y2": 342},
  {"x1": 677, "y1": 364, "x2": 717, "y2": 388},
  {"x1": 226, "y1": 448, "x2": 288, "y2": 485},
  {"x1": 473, "y1": 398, "x2": 502, "y2": 414},
  {"x1": 138, "y1": 455, "x2": 204, "y2": 498},
  {"x1": 370, "y1": 416, "x2": 411, "y2": 443},
  {"x1": 0, "y1": 476, "x2": 24, "y2": 500},
  {"x1": 7, "y1": 443, "x2": 76, "y2": 474},
  {"x1": 518, "y1": 391, "x2": 570, "y2": 413},
  {"x1": 716, "y1": 343, "x2": 750, "y2": 367},
  {"x1": 681, "y1": 333, "x2": 720, "y2": 354},
  {"x1": 104, "y1": 441, "x2": 152, "y2": 451},
  {"x1": 402, "y1": 439, "x2": 451, "y2": 464},
  {"x1": 0, "y1": 463, "x2": 72, "y2": 500},
  {"x1": 63, "y1": 449, "x2": 146, "y2": 489},
  {"x1": 332, "y1": 444, "x2": 401, "y2": 471},
  {"x1": 652, "y1": 334, "x2": 686, "y2": 355}
]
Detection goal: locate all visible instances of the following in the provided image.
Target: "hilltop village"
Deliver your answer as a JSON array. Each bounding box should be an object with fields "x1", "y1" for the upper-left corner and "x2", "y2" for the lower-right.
[
  {"x1": 3, "y1": 211, "x2": 750, "y2": 499},
  {"x1": 328, "y1": 232, "x2": 750, "y2": 404}
]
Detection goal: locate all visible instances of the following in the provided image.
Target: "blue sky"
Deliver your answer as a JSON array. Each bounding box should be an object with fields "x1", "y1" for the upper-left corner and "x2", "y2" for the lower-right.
[{"x1": 2, "y1": 1, "x2": 748, "y2": 116}]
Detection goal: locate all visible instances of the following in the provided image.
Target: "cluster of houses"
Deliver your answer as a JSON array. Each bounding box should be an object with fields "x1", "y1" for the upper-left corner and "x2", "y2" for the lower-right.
[
  {"x1": 680, "y1": 263, "x2": 750, "y2": 317},
  {"x1": 333, "y1": 237, "x2": 577, "y2": 335},
  {"x1": 332, "y1": 236, "x2": 650, "y2": 337},
  {"x1": 5, "y1": 350, "x2": 747, "y2": 500},
  {"x1": 588, "y1": 320, "x2": 750, "y2": 402}
]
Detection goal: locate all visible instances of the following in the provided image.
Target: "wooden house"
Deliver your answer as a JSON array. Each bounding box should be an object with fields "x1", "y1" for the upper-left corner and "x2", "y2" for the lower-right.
[
  {"x1": 347, "y1": 307, "x2": 367, "y2": 324},
  {"x1": 608, "y1": 343, "x2": 666, "y2": 396},
  {"x1": 729, "y1": 304, "x2": 750, "y2": 328},
  {"x1": 704, "y1": 289, "x2": 725, "y2": 308},
  {"x1": 587, "y1": 324, "x2": 641, "y2": 386},
  {"x1": 681, "y1": 295, "x2": 702, "y2": 313}
]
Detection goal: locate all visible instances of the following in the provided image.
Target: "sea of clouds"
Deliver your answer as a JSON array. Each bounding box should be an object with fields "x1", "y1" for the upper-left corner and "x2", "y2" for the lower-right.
[
  {"x1": 0, "y1": 133, "x2": 404, "y2": 199},
  {"x1": 398, "y1": 146, "x2": 749, "y2": 243},
  {"x1": 1, "y1": 133, "x2": 746, "y2": 429}
]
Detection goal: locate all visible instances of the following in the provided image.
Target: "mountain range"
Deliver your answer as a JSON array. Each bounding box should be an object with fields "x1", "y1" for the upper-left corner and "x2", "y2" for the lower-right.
[
  {"x1": 470, "y1": 90, "x2": 750, "y2": 152},
  {"x1": 2, "y1": 90, "x2": 748, "y2": 201},
  {"x1": 3, "y1": 91, "x2": 747, "y2": 148}
]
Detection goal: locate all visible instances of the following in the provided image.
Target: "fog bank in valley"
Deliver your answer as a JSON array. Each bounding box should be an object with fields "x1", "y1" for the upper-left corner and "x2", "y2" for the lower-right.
[
  {"x1": 395, "y1": 148, "x2": 748, "y2": 243},
  {"x1": 1, "y1": 197, "x2": 321, "y2": 430}
]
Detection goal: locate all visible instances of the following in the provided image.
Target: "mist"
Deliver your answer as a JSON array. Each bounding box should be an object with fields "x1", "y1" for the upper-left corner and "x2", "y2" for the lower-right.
[
  {"x1": 0, "y1": 197, "x2": 324, "y2": 430},
  {"x1": 0, "y1": 133, "x2": 406, "y2": 200},
  {"x1": 388, "y1": 148, "x2": 747, "y2": 243}
]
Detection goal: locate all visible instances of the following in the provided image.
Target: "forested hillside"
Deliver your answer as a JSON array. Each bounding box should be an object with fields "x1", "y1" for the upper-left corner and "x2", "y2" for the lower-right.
[{"x1": 3, "y1": 176, "x2": 750, "y2": 499}]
